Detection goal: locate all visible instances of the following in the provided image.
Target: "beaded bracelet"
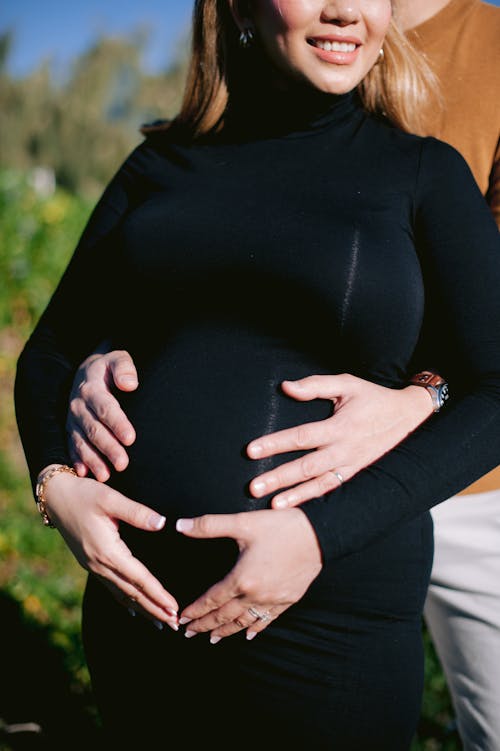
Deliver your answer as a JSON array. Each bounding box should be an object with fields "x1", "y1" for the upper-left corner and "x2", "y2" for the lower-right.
[{"x1": 35, "y1": 465, "x2": 77, "y2": 527}]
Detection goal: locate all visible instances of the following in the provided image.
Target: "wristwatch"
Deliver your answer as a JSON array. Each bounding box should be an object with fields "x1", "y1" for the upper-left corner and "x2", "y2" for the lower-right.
[{"x1": 409, "y1": 371, "x2": 449, "y2": 412}]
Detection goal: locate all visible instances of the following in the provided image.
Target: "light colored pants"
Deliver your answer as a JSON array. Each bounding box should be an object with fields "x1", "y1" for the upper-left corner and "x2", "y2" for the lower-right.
[{"x1": 425, "y1": 489, "x2": 500, "y2": 751}]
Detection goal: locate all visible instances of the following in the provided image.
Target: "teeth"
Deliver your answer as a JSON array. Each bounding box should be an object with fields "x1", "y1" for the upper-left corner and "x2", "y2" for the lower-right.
[{"x1": 313, "y1": 40, "x2": 356, "y2": 53}]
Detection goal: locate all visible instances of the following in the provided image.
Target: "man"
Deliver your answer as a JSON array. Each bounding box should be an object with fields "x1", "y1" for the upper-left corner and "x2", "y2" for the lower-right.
[
  {"x1": 64, "y1": 1, "x2": 500, "y2": 747},
  {"x1": 397, "y1": 1, "x2": 500, "y2": 748}
]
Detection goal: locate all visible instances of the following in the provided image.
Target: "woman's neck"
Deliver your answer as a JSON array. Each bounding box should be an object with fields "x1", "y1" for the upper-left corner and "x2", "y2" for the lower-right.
[
  {"x1": 222, "y1": 82, "x2": 358, "y2": 142},
  {"x1": 396, "y1": 0, "x2": 453, "y2": 31}
]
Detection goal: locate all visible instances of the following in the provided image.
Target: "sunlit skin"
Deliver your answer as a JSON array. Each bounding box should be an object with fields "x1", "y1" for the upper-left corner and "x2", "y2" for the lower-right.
[{"x1": 230, "y1": 0, "x2": 392, "y2": 93}]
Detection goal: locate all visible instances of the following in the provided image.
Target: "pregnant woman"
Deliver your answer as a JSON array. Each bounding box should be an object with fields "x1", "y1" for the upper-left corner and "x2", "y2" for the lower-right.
[{"x1": 15, "y1": 1, "x2": 500, "y2": 748}]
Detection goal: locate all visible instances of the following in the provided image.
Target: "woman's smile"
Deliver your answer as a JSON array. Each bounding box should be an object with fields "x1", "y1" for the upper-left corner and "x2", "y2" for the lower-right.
[
  {"x1": 244, "y1": 0, "x2": 392, "y2": 94},
  {"x1": 307, "y1": 35, "x2": 362, "y2": 65}
]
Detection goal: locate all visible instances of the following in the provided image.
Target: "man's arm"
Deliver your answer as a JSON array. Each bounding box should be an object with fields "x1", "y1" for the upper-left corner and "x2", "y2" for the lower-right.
[{"x1": 486, "y1": 137, "x2": 500, "y2": 229}]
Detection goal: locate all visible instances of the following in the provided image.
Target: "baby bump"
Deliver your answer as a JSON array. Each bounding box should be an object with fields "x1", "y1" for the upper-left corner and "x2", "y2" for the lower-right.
[{"x1": 110, "y1": 328, "x2": 333, "y2": 520}]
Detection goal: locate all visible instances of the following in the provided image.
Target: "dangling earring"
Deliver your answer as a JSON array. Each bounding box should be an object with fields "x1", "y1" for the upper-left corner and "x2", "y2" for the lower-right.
[
  {"x1": 376, "y1": 48, "x2": 385, "y2": 65},
  {"x1": 239, "y1": 27, "x2": 255, "y2": 48}
]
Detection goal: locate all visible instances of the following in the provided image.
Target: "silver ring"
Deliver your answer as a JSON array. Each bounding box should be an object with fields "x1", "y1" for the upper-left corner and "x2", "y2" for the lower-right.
[
  {"x1": 333, "y1": 470, "x2": 344, "y2": 485},
  {"x1": 248, "y1": 607, "x2": 271, "y2": 623}
]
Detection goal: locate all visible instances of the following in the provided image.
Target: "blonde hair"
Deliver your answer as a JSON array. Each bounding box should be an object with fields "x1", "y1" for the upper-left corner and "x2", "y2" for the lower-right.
[
  {"x1": 163, "y1": 0, "x2": 438, "y2": 139},
  {"x1": 359, "y1": 17, "x2": 439, "y2": 134}
]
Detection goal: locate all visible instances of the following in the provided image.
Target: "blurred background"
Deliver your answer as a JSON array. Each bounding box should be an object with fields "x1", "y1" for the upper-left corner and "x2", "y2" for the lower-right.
[{"x1": 1, "y1": 1, "x2": 499, "y2": 749}]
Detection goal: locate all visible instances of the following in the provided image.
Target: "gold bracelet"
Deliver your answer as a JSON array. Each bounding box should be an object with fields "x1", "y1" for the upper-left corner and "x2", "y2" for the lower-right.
[{"x1": 35, "y1": 465, "x2": 77, "y2": 527}]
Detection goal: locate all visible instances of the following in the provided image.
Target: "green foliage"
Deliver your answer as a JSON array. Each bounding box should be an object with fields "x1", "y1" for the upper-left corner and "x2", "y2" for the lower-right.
[
  {"x1": 0, "y1": 33, "x2": 187, "y2": 197},
  {"x1": 0, "y1": 171, "x2": 96, "y2": 747},
  {"x1": 0, "y1": 170, "x2": 93, "y2": 335}
]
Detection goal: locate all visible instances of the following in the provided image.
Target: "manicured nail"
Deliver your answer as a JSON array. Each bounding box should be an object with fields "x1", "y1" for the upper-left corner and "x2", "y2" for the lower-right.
[
  {"x1": 248, "y1": 443, "x2": 263, "y2": 458},
  {"x1": 252, "y1": 480, "x2": 266, "y2": 495},
  {"x1": 246, "y1": 631, "x2": 257, "y2": 641},
  {"x1": 168, "y1": 621, "x2": 179, "y2": 632},
  {"x1": 176, "y1": 518, "x2": 194, "y2": 532},
  {"x1": 185, "y1": 630, "x2": 197, "y2": 639},
  {"x1": 154, "y1": 619, "x2": 164, "y2": 631},
  {"x1": 149, "y1": 513, "x2": 166, "y2": 531},
  {"x1": 274, "y1": 498, "x2": 288, "y2": 509},
  {"x1": 128, "y1": 608, "x2": 136, "y2": 617},
  {"x1": 210, "y1": 636, "x2": 222, "y2": 645},
  {"x1": 166, "y1": 608, "x2": 178, "y2": 618},
  {"x1": 179, "y1": 617, "x2": 192, "y2": 625}
]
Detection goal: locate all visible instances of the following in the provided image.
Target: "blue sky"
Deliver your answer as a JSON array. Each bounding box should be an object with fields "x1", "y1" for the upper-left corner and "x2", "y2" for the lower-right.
[
  {"x1": 2, "y1": 0, "x2": 500, "y2": 78},
  {"x1": 1, "y1": 0, "x2": 194, "y2": 77}
]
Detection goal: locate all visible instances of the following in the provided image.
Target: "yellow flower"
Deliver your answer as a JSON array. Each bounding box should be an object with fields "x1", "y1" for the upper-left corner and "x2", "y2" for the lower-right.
[
  {"x1": 23, "y1": 594, "x2": 43, "y2": 617},
  {"x1": 41, "y1": 195, "x2": 70, "y2": 225}
]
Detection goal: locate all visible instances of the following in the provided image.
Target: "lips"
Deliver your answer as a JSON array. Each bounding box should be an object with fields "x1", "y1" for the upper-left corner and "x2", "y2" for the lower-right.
[{"x1": 307, "y1": 36, "x2": 362, "y2": 65}]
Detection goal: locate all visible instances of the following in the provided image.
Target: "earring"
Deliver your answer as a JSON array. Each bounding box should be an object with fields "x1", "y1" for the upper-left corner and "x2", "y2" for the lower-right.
[
  {"x1": 239, "y1": 27, "x2": 255, "y2": 48},
  {"x1": 376, "y1": 48, "x2": 385, "y2": 65}
]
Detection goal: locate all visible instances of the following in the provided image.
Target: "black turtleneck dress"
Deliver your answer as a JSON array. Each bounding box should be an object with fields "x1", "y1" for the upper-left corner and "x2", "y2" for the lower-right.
[{"x1": 15, "y1": 92, "x2": 500, "y2": 749}]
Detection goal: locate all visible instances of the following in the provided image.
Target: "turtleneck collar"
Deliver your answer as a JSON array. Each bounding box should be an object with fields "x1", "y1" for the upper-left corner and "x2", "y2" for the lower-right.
[{"x1": 221, "y1": 84, "x2": 362, "y2": 142}]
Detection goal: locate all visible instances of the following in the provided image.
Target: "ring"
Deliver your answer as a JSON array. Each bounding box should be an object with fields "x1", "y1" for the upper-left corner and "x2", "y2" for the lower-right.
[
  {"x1": 248, "y1": 607, "x2": 271, "y2": 623},
  {"x1": 333, "y1": 470, "x2": 344, "y2": 485}
]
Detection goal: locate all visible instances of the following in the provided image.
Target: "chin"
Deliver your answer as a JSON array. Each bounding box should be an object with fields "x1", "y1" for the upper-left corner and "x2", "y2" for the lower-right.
[
  {"x1": 311, "y1": 79, "x2": 355, "y2": 95},
  {"x1": 300, "y1": 70, "x2": 359, "y2": 95}
]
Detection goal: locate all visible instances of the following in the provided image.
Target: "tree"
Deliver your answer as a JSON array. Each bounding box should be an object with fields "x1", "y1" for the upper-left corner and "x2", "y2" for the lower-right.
[{"x1": 0, "y1": 31, "x2": 188, "y2": 196}]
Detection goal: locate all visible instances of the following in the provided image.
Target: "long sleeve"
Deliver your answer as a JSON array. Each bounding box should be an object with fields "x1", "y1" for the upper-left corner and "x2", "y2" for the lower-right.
[
  {"x1": 486, "y1": 137, "x2": 500, "y2": 228},
  {"x1": 15, "y1": 142, "x2": 149, "y2": 492},
  {"x1": 301, "y1": 139, "x2": 500, "y2": 561}
]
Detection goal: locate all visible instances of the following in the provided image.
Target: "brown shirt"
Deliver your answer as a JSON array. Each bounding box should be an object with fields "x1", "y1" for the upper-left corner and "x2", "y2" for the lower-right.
[{"x1": 408, "y1": 0, "x2": 500, "y2": 493}]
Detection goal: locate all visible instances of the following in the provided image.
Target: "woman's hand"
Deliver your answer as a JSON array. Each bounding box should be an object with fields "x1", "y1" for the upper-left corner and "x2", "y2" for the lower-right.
[
  {"x1": 67, "y1": 350, "x2": 138, "y2": 481},
  {"x1": 176, "y1": 508, "x2": 322, "y2": 643},
  {"x1": 43, "y1": 468, "x2": 179, "y2": 630},
  {"x1": 247, "y1": 374, "x2": 434, "y2": 509}
]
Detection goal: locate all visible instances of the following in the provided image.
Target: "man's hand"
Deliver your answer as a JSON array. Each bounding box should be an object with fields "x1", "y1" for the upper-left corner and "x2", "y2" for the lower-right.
[
  {"x1": 69, "y1": 361, "x2": 434, "y2": 506},
  {"x1": 67, "y1": 350, "x2": 138, "y2": 481},
  {"x1": 247, "y1": 374, "x2": 434, "y2": 508}
]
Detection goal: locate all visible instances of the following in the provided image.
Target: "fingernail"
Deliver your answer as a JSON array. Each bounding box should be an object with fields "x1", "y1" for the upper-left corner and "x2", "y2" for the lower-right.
[
  {"x1": 114, "y1": 457, "x2": 128, "y2": 472},
  {"x1": 149, "y1": 513, "x2": 166, "y2": 530},
  {"x1": 274, "y1": 498, "x2": 288, "y2": 509},
  {"x1": 179, "y1": 617, "x2": 192, "y2": 625},
  {"x1": 122, "y1": 431, "x2": 135, "y2": 444},
  {"x1": 168, "y1": 621, "x2": 179, "y2": 632},
  {"x1": 252, "y1": 480, "x2": 266, "y2": 495},
  {"x1": 128, "y1": 608, "x2": 136, "y2": 617},
  {"x1": 246, "y1": 631, "x2": 257, "y2": 641},
  {"x1": 176, "y1": 518, "x2": 194, "y2": 532},
  {"x1": 185, "y1": 630, "x2": 197, "y2": 639},
  {"x1": 166, "y1": 608, "x2": 178, "y2": 618},
  {"x1": 248, "y1": 443, "x2": 263, "y2": 458},
  {"x1": 154, "y1": 619, "x2": 164, "y2": 631},
  {"x1": 210, "y1": 636, "x2": 222, "y2": 645},
  {"x1": 121, "y1": 376, "x2": 137, "y2": 386}
]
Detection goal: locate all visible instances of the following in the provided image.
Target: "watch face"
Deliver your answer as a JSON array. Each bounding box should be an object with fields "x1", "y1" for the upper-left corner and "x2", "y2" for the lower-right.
[{"x1": 438, "y1": 383, "x2": 449, "y2": 406}]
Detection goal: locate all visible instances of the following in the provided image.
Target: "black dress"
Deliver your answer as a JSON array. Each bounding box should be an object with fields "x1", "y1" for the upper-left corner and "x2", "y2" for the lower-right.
[{"x1": 15, "y1": 90, "x2": 500, "y2": 749}]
